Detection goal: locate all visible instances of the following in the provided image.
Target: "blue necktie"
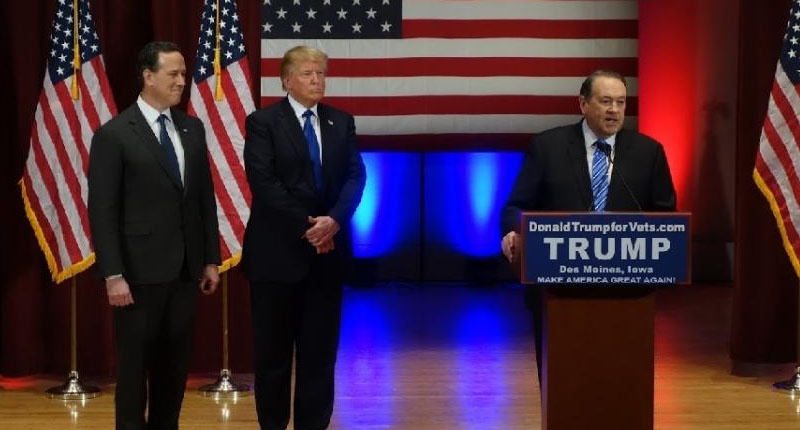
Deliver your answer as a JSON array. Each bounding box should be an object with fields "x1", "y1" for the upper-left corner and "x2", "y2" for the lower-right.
[
  {"x1": 591, "y1": 140, "x2": 610, "y2": 211},
  {"x1": 157, "y1": 114, "x2": 181, "y2": 185},
  {"x1": 302, "y1": 109, "x2": 323, "y2": 190}
]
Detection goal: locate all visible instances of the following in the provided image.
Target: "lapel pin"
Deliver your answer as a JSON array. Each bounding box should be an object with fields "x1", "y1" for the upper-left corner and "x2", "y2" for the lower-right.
[{"x1": 327, "y1": 120, "x2": 333, "y2": 125}]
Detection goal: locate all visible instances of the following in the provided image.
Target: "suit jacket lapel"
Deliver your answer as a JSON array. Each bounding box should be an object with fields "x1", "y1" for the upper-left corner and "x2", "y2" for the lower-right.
[
  {"x1": 566, "y1": 123, "x2": 593, "y2": 209},
  {"x1": 171, "y1": 108, "x2": 192, "y2": 195},
  {"x1": 318, "y1": 104, "x2": 334, "y2": 184},
  {"x1": 607, "y1": 129, "x2": 631, "y2": 210},
  {"x1": 278, "y1": 99, "x2": 310, "y2": 163}
]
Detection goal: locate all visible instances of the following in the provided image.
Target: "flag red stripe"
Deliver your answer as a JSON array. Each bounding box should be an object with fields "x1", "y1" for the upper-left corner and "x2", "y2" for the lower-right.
[
  {"x1": 403, "y1": 19, "x2": 637, "y2": 39},
  {"x1": 261, "y1": 95, "x2": 639, "y2": 116},
  {"x1": 262, "y1": 57, "x2": 638, "y2": 78},
  {"x1": 29, "y1": 121, "x2": 82, "y2": 262}
]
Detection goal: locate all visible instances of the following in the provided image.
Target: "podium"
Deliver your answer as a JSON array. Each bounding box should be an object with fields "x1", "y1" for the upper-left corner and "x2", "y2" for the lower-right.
[{"x1": 520, "y1": 212, "x2": 691, "y2": 430}]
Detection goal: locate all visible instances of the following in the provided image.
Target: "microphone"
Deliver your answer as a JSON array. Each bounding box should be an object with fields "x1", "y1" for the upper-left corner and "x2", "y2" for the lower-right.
[{"x1": 599, "y1": 142, "x2": 643, "y2": 211}]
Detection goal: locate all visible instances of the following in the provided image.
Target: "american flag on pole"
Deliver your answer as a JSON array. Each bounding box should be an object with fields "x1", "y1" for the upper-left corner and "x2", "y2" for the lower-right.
[
  {"x1": 188, "y1": 0, "x2": 256, "y2": 271},
  {"x1": 754, "y1": 2, "x2": 800, "y2": 278},
  {"x1": 20, "y1": 0, "x2": 116, "y2": 283},
  {"x1": 261, "y1": 0, "x2": 638, "y2": 150}
]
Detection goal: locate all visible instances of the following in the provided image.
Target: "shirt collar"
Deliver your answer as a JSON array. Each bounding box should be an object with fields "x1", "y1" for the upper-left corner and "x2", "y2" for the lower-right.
[
  {"x1": 137, "y1": 96, "x2": 172, "y2": 125},
  {"x1": 581, "y1": 119, "x2": 616, "y2": 151},
  {"x1": 287, "y1": 94, "x2": 317, "y2": 120}
]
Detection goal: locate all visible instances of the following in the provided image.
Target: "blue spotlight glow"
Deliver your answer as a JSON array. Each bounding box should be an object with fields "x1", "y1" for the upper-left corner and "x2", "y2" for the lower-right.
[
  {"x1": 351, "y1": 152, "x2": 421, "y2": 258},
  {"x1": 468, "y1": 153, "x2": 498, "y2": 228},
  {"x1": 425, "y1": 152, "x2": 524, "y2": 257}
]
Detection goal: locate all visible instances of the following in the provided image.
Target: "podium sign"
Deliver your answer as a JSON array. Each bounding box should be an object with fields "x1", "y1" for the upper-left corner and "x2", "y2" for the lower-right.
[{"x1": 521, "y1": 212, "x2": 690, "y2": 285}]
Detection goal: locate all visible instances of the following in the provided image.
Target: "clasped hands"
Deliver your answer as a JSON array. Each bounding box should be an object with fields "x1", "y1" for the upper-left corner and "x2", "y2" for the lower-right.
[{"x1": 303, "y1": 215, "x2": 339, "y2": 254}]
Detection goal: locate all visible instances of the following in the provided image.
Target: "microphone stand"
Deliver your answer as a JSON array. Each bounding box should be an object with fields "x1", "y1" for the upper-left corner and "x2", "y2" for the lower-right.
[{"x1": 601, "y1": 144, "x2": 642, "y2": 211}]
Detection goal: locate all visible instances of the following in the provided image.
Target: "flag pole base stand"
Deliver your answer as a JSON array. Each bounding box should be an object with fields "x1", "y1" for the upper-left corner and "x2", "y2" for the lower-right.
[
  {"x1": 773, "y1": 367, "x2": 800, "y2": 391},
  {"x1": 46, "y1": 371, "x2": 102, "y2": 400},
  {"x1": 199, "y1": 369, "x2": 251, "y2": 398}
]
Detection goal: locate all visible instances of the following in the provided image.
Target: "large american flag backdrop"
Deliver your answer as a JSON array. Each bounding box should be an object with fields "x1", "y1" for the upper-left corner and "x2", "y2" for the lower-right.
[
  {"x1": 260, "y1": 0, "x2": 638, "y2": 150},
  {"x1": 188, "y1": 0, "x2": 256, "y2": 271},
  {"x1": 20, "y1": 0, "x2": 116, "y2": 283},
  {"x1": 754, "y1": 2, "x2": 800, "y2": 278}
]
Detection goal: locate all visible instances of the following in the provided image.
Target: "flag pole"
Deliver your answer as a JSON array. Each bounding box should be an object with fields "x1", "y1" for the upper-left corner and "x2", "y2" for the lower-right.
[
  {"x1": 46, "y1": 276, "x2": 101, "y2": 400},
  {"x1": 772, "y1": 283, "x2": 800, "y2": 391},
  {"x1": 199, "y1": 271, "x2": 251, "y2": 397}
]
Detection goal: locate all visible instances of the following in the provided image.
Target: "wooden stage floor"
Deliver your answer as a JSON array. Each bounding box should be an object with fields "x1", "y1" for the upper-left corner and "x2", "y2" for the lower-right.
[{"x1": 1, "y1": 283, "x2": 799, "y2": 429}]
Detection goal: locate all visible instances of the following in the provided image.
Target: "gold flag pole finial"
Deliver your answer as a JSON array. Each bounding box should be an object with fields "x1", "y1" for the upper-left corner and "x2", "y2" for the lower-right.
[
  {"x1": 213, "y1": 0, "x2": 224, "y2": 101},
  {"x1": 70, "y1": 0, "x2": 81, "y2": 100}
]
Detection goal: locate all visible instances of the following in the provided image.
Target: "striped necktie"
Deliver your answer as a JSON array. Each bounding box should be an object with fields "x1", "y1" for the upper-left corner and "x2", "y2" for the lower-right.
[{"x1": 591, "y1": 140, "x2": 610, "y2": 211}]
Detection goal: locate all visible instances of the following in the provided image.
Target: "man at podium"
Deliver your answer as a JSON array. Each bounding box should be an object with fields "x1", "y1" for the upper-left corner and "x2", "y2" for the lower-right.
[{"x1": 500, "y1": 69, "x2": 677, "y2": 382}]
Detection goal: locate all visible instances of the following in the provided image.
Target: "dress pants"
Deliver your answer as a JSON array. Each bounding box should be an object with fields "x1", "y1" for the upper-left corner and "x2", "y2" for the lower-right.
[
  {"x1": 250, "y1": 270, "x2": 343, "y2": 430},
  {"x1": 113, "y1": 280, "x2": 199, "y2": 430}
]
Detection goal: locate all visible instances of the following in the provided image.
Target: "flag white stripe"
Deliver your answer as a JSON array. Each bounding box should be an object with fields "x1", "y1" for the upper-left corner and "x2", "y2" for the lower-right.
[
  {"x1": 354, "y1": 114, "x2": 639, "y2": 135},
  {"x1": 261, "y1": 76, "x2": 640, "y2": 97},
  {"x1": 402, "y1": 0, "x2": 637, "y2": 21},
  {"x1": 261, "y1": 39, "x2": 637, "y2": 60}
]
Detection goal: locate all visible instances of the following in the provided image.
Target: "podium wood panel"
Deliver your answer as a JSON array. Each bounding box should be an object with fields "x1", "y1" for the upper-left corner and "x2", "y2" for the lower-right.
[{"x1": 543, "y1": 288, "x2": 655, "y2": 430}]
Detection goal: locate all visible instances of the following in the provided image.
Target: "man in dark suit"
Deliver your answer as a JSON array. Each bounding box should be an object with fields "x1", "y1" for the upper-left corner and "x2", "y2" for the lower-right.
[
  {"x1": 500, "y1": 69, "x2": 676, "y2": 382},
  {"x1": 88, "y1": 41, "x2": 220, "y2": 430},
  {"x1": 242, "y1": 45, "x2": 366, "y2": 430}
]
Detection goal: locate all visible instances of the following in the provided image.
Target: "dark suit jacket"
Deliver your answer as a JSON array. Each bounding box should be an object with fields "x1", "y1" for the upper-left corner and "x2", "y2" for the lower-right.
[
  {"x1": 502, "y1": 121, "x2": 676, "y2": 234},
  {"x1": 241, "y1": 98, "x2": 366, "y2": 283},
  {"x1": 88, "y1": 104, "x2": 221, "y2": 285}
]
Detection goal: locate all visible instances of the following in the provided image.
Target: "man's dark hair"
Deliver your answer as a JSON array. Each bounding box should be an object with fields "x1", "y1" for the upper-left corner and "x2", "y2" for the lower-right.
[
  {"x1": 579, "y1": 69, "x2": 627, "y2": 99},
  {"x1": 136, "y1": 41, "x2": 181, "y2": 88}
]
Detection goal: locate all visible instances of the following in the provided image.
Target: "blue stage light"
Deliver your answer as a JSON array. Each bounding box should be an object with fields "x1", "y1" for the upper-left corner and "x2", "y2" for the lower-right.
[
  {"x1": 425, "y1": 152, "x2": 524, "y2": 257},
  {"x1": 351, "y1": 152, "x2": 421, "y2": 258}
]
